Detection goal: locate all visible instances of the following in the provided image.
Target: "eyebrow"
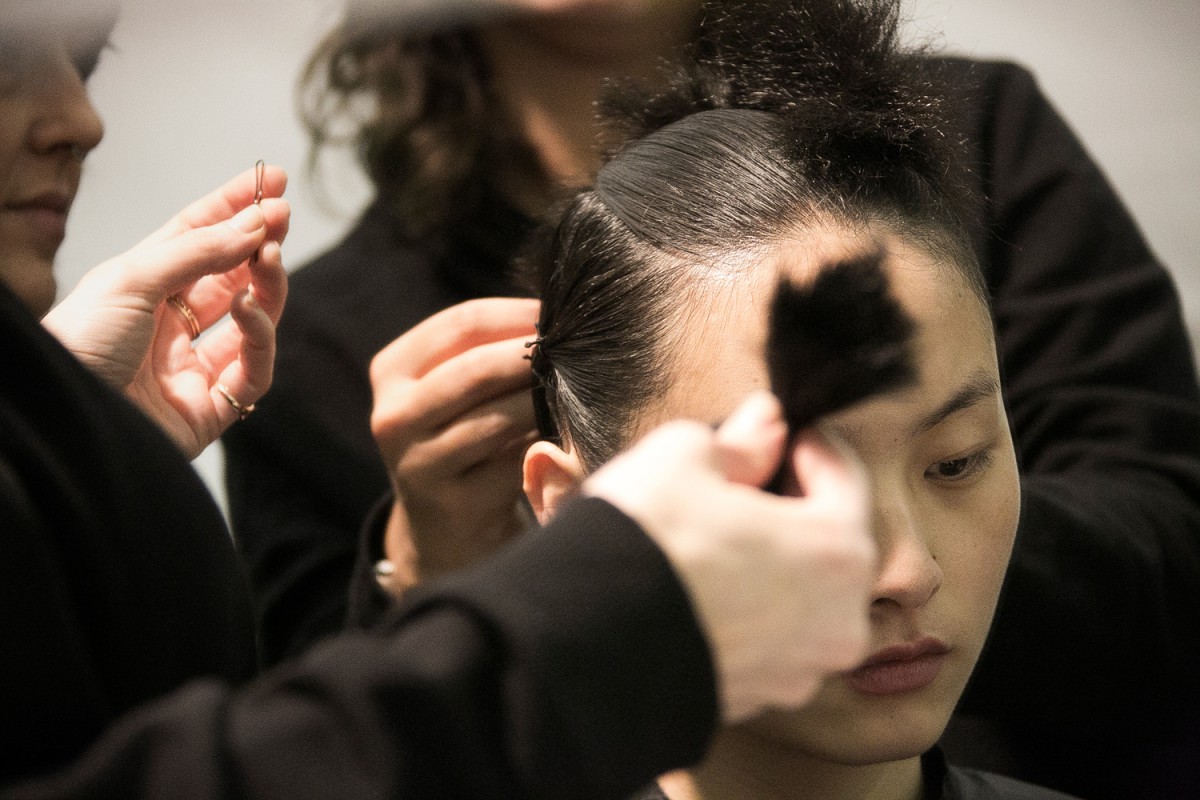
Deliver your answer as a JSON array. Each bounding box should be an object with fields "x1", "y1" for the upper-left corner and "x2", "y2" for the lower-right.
[
  {"x1": 912, "y1": 370, "x2": 1001, "y2": 435},
  {"x1": 826, "y1": 369, "x2": 1000, "y2": 445}
]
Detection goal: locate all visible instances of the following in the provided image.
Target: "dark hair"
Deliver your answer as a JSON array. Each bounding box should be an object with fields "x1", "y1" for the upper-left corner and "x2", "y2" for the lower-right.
[
  {"x1": 297, "y1": 16, "x2": 544, "y2": 241},
  {"x1": 523, "y1": 0, "x2": 986, "y2": 471}
]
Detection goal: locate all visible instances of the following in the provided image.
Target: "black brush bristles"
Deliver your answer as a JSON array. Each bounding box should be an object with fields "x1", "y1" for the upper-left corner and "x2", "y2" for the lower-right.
[{"x1": 765, "y1": 250, "x2": 916, "y2": 489}]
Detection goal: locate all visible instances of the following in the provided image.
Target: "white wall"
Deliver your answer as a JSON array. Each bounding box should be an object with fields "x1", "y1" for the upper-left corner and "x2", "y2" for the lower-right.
[{"x1": 56, "y1": 0, "x2": 1200, "y2": 512}]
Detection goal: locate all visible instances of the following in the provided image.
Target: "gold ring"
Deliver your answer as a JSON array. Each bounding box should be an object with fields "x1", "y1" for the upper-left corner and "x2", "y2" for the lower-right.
[
  {"x1": 166, "y1": 294, "x2": 201, "y2": 340},
  {"x1": 215, "y1": 382, "x2": 255, "y2": 422}
]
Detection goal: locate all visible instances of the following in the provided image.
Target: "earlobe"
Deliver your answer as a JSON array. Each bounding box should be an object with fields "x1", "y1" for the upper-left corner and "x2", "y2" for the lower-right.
[{"x1": 523, "y1": 441, "x2": 586, "y2": 524}]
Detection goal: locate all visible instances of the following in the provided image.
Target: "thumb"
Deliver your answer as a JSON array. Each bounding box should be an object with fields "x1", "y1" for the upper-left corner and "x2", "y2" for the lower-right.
[
  {"x1": 714, "y1": 391, "x2": 788, "y2": 487},
  {"x1": 792, "y1": 426, "x2": 869, "y2": 512}
]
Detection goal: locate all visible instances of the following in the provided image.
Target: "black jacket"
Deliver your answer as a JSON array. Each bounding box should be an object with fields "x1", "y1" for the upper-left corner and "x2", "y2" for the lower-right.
[
  {"x1": 0, "y1": 282, "x2": 718, "y2": 798},
  {"x1": 224, "y1": 58, "x2": 1200, "y2": 799}
]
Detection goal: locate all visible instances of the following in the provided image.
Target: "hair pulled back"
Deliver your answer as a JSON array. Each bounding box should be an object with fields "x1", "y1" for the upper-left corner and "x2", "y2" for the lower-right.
[{"x1": 526, "y1": 0, "x2": 983, "y2": 470}]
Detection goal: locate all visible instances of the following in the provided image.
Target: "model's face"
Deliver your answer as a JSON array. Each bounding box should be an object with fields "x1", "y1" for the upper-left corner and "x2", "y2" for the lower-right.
[
  {"x1": 0, "y1": 15, "x2": 107, "y2": 315},
  {"x1": 583, "y1": 226, "x2": 1019, "y2": 764},
  {"x1": 660, "y1": 228, "x2": 1019, "y2": 763}
]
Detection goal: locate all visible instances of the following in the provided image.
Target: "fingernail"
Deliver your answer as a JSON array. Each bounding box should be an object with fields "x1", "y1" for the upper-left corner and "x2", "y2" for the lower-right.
[{"x1": 229, "y1": 204, "x2": 265, "y2": 233}]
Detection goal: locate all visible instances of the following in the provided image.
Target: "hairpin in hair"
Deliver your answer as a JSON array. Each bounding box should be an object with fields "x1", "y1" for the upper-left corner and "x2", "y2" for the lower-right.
[
  {"x1": 523, "y1": 326, "x2": 561, "y2": 443},
  {"x1": 523, "y1": 324, "x2": 547, "y2": 368}
]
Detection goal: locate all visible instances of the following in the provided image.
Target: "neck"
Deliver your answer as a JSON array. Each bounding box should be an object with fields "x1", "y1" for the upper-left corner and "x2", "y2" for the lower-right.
[
  {"x1": 658, "y1": 727, "x2": 926, "y2": 800},
  {"x1": 477, "y1": 2, "x2": 697, "y2": 210}
]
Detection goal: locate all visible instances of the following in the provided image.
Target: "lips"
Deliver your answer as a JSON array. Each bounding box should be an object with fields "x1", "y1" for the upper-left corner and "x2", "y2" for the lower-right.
[
  {"x1": 844, "y1": 636, "x2": 950, "y2": 696},
  {"x1": 2, "y1": 192, "x2": 74, "y2": 242}
]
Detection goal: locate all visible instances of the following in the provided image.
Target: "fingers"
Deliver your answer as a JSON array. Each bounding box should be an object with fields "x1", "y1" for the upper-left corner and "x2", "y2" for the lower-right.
[
  {"x1": 583, "y1": 411, "x2": 877, "y2": 725},
  {"x1": 371, "y1": 297, "x2": 540, "y2": 382},
  {"x1": 791, "y1": 425, "x2": 869, "y2": 512},
  {"x1": 246, "y1": 238, "x2": 288, "y2": 325},
  {"x1": 142, "y1": 197, "x2": 289, "y2": 346},
  {"x1": 195, "y1": 241, "x2": 286, "y2": 426},
  {"x1": 115, "y1": 164, "x2": 289, "y2": 327},
  {"x1": 713, "y1": 392, "x2": 788, "y2": 486},
  {"x1": 146, "y1": 163, "x2": 289, "y2": 243},
  {"x1": 393, "y1": 390, "x2": 537, "y2": 482},
  {"x1": 372, "y1": 334, "x2": 536, "y2": 456},
  {"x1": 104, "y1": 193, "x2": 285, "y2": 321}
]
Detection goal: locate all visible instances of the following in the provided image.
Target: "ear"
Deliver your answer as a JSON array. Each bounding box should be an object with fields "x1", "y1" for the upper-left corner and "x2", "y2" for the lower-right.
[{"x1": 523, "y1": 440, "x2": 586, "y2": 524}]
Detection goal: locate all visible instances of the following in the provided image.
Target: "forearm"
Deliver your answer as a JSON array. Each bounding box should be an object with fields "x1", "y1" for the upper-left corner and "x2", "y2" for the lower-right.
[{"x1": 4, "y1": 499, "x2": 716, "y2": 800}]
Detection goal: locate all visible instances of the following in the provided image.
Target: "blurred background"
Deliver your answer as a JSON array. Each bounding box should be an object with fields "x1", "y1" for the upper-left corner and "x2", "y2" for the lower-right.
[{"x1": 56, "y1": 0, "x2": 1200, "y2": 509}]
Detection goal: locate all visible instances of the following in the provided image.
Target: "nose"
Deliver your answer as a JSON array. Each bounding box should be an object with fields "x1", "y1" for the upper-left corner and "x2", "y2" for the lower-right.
[
  {"x1": 27, "y1": 50, "x2": 106, "y2": 159},
  {"x1": 869, "y1": 486, "x2": 943, "y2": 611}
]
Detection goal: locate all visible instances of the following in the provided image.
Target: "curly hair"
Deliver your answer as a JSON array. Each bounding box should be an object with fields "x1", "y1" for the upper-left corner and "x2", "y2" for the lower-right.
[{"x1": 297, "y1": 15, "x2": 545, "y2": 242}]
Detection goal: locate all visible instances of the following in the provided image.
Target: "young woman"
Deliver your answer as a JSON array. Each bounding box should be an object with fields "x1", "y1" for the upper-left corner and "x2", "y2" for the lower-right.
[{"x1": 518, "y1": 1, "x2": 1082, "y2": 797}]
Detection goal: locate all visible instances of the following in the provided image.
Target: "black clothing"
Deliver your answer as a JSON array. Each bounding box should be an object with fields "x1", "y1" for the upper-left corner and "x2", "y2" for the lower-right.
[
  {"x1": 223, "y1": 58, "x2": 1200, "y2": 798},
  {"x1": 224, "y1": 190, "x2": 534, "y2": 664},
  {"x1": 1, "y1": 285, "x2": 257, "y2": 784},
  {"x1": 0, "y1": 281, "x2": 718, "y2": 797},
  {"x1": 629, "y1": 748, "x2": 1082, "y2": 800}
]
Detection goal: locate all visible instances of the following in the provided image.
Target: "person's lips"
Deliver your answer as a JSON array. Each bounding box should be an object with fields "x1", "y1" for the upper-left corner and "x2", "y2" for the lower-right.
[
  {"x1": 2, "y1": 192, "x2": 73, "y2": 241},
  {"x1": 844, "y1": 636, "x2": 950, "y2": 696}
]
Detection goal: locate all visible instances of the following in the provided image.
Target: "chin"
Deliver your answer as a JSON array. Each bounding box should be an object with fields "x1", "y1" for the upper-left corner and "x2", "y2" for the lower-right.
[
  {"x1": 743, "y1": 685, "x2": 956, "y2": 766},
  {"x1": 2, "y1": 267, "x2": 58, "y2": 317}
]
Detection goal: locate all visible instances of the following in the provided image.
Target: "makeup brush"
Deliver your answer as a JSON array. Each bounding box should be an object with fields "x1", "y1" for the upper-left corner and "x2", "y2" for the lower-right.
[{"x1": 765, "y1": 249, "x2": 916, "y2": 490}]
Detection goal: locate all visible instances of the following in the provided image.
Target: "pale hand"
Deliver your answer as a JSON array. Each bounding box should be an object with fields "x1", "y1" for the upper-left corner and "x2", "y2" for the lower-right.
[
  {"x1": 371, "y1": 297, "x2": 542, "y2": 593},
  {"x1": 42, "y1": 165, "x2": 290, "y2": 459},
  {"x1": 583, "y1": 392, "x2": 877, "y2": 723}
]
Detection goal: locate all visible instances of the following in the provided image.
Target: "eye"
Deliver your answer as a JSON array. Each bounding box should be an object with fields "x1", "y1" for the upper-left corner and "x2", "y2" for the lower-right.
[
  {"x1": 69, "y1": 35, "x2": 113, "y2": 82},
  {"x1": 925, "y1": 449, "x2": 993, "y2": 483}
]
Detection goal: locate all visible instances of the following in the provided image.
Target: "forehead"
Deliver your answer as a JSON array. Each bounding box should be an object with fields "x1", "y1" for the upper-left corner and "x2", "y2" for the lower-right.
[
  {"x1": 648, "y1": 227, "x2": 994, "y2": 429},
  {"x1": 5, "y1": 1, "x2": 118, "y2": 28},
  {"x1": 2, "y1": 3, "x2": 118, "y2": 51}
]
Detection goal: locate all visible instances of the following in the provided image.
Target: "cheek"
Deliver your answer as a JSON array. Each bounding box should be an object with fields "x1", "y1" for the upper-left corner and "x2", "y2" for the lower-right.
[
  {"x1": 0, "y1": 137, "x2": 20, "y2": 190},
  {"x1": 938, "y1": 451, "x2": 1021, "y2": 615}
]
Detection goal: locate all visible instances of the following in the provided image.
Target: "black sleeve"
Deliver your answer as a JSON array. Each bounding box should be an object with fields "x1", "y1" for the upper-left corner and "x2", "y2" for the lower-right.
[
  {"x1": 3, "y1": 498, "x2": 717, "y2": 800},
  {"x1": 942, "y1": 59, "x2": 1200, "y2": 796},
  {"x1": 221, "y1": 239, "x2": 406, "y2": 666}
]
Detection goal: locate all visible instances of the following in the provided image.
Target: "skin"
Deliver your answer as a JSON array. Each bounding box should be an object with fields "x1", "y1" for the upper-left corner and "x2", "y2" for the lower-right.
[
  {"x1": 582, "y1": 392, "x2": 879, "y2": 724},
  {"x1": 525, "y1": 225, "x2": 1021, "y2": 800},
  {"x1": 2, "y1": 13, "x2": 291, "y2": 456},
  {"x1": 478, "y1": 0, "x2": 701, "y2": 191},
  {"x1": 0, "y1": 17, "x2": 105, "y2": 315}
]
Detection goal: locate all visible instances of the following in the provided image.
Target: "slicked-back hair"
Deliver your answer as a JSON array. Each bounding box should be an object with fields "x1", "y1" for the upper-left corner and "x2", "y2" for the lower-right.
[{"x1": 523, "y1": 0, "x2": 988, "y2": 471}]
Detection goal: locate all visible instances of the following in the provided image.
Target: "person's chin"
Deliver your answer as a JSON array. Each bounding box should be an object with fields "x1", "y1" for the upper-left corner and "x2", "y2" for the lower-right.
[
  {"x1": 1, "y1": 256, "x2": 59, "y2": 316},
  {"x1": 742, "y1": 675, "x2": 959, "y2": 765}
]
